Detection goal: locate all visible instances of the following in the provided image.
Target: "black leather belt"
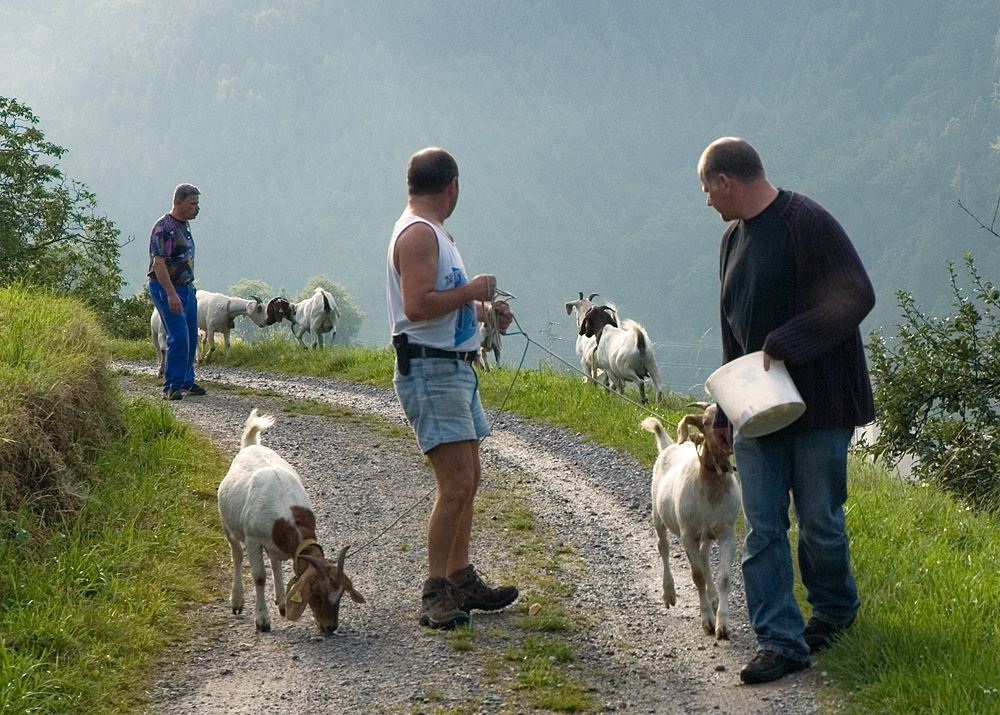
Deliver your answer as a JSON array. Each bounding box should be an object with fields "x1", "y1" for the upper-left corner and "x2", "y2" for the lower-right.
[{"x1": 406, "y1": 344, "x2": 478, "y2": 363}]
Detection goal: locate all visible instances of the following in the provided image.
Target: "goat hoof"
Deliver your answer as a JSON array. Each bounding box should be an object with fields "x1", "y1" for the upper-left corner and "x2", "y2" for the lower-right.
[
  {"x1": 278, "y1": 604, "x2": 286, "y2": 617},
  {"x1": 716, "y1": 626, "x2": 731, "y2": 640},
  {"x1": 256, "y1": 621, "x2": 271, "y2": 633},
  {"x1": 231, "y1": 606, "x2": 243, "y2": 615}
]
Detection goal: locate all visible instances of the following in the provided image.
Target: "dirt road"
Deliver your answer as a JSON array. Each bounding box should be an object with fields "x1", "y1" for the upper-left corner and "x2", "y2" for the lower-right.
[{"x1": 118, "y1": 362, "x2": 819, "y2": 714}]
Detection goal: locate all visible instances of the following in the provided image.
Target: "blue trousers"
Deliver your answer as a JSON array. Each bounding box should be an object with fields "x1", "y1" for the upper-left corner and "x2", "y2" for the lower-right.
[
  {"x1": 734, "y1": 428, "x2": 860, "y2": 661},
  {"x1": 149, "y1": 280, "x2": 198, "y2": 392}
]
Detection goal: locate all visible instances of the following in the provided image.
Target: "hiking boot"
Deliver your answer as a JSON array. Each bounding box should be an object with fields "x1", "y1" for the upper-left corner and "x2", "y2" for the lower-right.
[
  {"x1": 164, "y1": 389, "x2": 183, "y2": 400},
  {"x1": 449, "y1": 564, "x2": 518, "y2": 613},
  {"x1": 182, "y1": 383, "x2": 206, "y2": 396},
  {"x1": 804, "y1": 615, "x2": 855, "y2": 654},
  {"x1": 419, "y1": 578, "x2": 470, "y2": 630},
  {"x1": 739, "y1": 650, "x2": 810, "y2": 685}
]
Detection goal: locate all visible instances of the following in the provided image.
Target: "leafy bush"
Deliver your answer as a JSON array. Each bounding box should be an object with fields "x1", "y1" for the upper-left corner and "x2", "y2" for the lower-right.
[
  {"x1": 866, "y1": 253, "x2": 1000, "y2": 507},
  {"x1": 107, "y1": 287, "x2": 155, "y2": 340}
]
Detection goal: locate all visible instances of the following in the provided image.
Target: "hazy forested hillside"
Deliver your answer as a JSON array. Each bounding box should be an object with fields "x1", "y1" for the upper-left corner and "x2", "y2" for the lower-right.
[{"x1": 2, "y1": 0, "x2": 999, "y2": 388}]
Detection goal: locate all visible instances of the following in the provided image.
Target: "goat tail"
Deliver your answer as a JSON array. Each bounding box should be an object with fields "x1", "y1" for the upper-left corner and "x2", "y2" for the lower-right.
[
  {"x1": 621, "y1": 319, "x2": 648, "y2": 354},
  {"x1": 641, "y1": 416, "x2": 674, "y2": 452},
  {"x1": 241, "y1": 408, "x2": 276, "y2": 449}
]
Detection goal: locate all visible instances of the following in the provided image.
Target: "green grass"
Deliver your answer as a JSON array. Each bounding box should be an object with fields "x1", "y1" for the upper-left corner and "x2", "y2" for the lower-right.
[
  {"x1": 471, "y1": 468, "x2": 596, "y2": 712},
  {"x1": 107, "y1": 338, "x2": 1000, "y2": 713},
  {"x1": 0, "y1": 397, "x2": 228, "y2": 715},
  {"x1": 817, "y1": 460, "x2": 1000, "y2": 714}
]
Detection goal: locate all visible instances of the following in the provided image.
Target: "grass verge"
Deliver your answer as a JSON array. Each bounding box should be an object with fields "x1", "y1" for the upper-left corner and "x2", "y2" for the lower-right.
[{"x1": 0, "y1": 397, "x2": 228, "y2": 715}]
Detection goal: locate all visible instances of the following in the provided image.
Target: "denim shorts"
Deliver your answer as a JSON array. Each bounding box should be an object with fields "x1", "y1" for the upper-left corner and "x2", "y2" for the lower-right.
[{"x1": 393, "y1": 358, "x2": 489, "y2": 454}]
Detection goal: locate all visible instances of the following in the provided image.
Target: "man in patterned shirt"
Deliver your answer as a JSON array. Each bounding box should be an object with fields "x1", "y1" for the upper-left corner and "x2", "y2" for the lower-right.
[{"x1": 148, "y1": 183, "x2": 204, "y2": 400}]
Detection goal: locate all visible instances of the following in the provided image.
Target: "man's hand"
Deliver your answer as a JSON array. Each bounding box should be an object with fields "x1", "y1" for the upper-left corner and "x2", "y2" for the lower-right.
[
  {"x1": 467, "y1": 274, "x2": 497, "y2": 302},
  {"x1": 496, "y1": 301, "x2": 514, "y2": 333},
  {"x1": 167, "y1": 293, "x2": 183, "y2": 314}
]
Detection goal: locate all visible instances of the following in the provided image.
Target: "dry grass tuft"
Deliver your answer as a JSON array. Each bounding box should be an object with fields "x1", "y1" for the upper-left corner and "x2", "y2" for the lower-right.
[{"x1": 0, "y1": 285, "x2": 123, "y2": 517}]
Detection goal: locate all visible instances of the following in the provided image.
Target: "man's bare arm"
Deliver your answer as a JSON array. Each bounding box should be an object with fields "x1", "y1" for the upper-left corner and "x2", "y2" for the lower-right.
[{"x1": 394, "y1": 222, "x2": 495, "y2": 323}]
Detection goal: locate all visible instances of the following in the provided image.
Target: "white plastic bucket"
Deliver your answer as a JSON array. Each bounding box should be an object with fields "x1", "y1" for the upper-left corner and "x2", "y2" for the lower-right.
[{"x1": 704, "y1": 351, "x2": 806, "y2": 437}]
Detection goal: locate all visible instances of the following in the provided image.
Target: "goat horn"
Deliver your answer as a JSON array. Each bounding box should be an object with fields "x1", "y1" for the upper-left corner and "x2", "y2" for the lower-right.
[
  {"x1": 686, "y1": 401, "x2": 711, "y2": 411},
  {"x1": 251, "y1": 295, "x2": 261, "y2": 303},
  {"x1": 578, "y1": 291, "x2": 584, "y2": 300},
  {"x1": 588, "y1": 293, "x2": 599, "y2": 301},
  {"x1": 298, "y1": 554, "x2": 329, "y2": 580},
  {"x1": 336, "y1": 545, "x2": 349, "y2": 572}
]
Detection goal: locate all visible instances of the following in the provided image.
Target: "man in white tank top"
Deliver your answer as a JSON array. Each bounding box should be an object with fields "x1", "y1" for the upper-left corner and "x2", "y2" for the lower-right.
[{"x1": 386, "y1": 147, "x2": 518, "y2": 629}]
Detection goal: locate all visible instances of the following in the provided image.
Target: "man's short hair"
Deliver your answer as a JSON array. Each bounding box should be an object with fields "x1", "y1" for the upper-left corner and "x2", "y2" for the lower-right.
[
  {"x1": 407, "y1": 148, "x2": 458, "y2": 196},
  {"x1": 173, "y1": 183, "x2": 200, "y2": 202},
  {"x1": 698, "y1": 138, "x2": 765, "y2": 185}
]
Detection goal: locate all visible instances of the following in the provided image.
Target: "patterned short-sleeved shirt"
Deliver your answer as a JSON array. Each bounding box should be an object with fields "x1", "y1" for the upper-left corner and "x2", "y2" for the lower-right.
[{"x1": 147, "y1": 213, "x2": 195, "y2": 286}]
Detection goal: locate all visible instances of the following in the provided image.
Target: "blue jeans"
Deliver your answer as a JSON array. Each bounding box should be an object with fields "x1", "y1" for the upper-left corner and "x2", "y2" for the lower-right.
[
  {"x1": 735, "y1": 428, "x2": 859, "y2": 661},
  {"x1": 149, "y1": 280, "x2": 198, "y2": 392}
]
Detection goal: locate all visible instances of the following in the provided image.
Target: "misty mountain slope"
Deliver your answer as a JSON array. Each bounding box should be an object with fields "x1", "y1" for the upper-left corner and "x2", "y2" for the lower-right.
[{"x1": 3, "y1": 0, "x2": 1000, "y2": 385}]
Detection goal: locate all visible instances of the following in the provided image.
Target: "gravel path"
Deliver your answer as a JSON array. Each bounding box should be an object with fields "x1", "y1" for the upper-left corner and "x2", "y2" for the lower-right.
[{"x1": 117, "y1": 361, "x2": 820, "y2": 715}]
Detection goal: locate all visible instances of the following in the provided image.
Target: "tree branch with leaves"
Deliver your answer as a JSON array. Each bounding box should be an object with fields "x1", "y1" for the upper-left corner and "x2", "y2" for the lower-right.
[{"x1": 0, "y1": 96, "x2": 126, "y2": 318}]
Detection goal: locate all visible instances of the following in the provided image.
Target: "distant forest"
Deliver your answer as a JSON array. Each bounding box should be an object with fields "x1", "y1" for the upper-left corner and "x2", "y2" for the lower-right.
[{"x1": 3, "y1": 0, "x2": 999, "y2": 389}]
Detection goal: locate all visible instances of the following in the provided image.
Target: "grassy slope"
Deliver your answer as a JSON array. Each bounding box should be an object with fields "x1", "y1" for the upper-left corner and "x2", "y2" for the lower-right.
[
  {"x1": 1, "y1": 290, "x2": 228, "y2": 715},
  {"x1": 107, "y1": 337, "x2": 1000, "y2": 712}
]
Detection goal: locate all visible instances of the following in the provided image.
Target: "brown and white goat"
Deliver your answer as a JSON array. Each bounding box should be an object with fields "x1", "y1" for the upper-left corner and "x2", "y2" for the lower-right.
[
  {"x1": 565, "y1": 293, "x2": 612, "y2": 382},
  {"x1": 218, "y1": 409, "x2": 364, "y2": 633},
  {"x1": 265, "y1": 296, "x2": 295, "y2": 326},
  {"x1": 581, "y1": 305, "x2": 663, "y2": 403},
  {"x1": 641, "y1": 404, "x2": 741, "y2": 639}
]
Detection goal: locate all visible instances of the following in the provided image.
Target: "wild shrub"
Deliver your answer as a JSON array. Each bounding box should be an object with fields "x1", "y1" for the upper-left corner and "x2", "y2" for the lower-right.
[{"x1": 866, "y1": 253, "x2": 1000, "y2": 507}]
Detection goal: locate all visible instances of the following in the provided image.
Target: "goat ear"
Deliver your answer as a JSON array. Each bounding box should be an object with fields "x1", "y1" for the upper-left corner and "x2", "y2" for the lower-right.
[
  {"x1": 677, "y1": 416, "x2": 691, "y2": 444},
  {"x1": 344, "y1": 578, "x2": 365, "y2": 604},
  {"x1": 284, "y1": 573, "x2": 312, "y2": 621}
]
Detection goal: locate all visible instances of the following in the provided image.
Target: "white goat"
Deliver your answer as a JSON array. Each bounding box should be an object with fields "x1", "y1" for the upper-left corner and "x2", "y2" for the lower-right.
[
  {"x1": 565, "y1": 293, "x2": 610, "y2": 382},
  {"x1": 642, "y1": 404, "x2": 741, "y2": 640},
  {"x1": 279, "y1": 287, "x2": 340, "y2": 348},
  {"x1": 150, "y1": 309, "x2": 169, "y2": 377},
  {"x1": 150, "y1": 291, "x2": 267, "y2": 373},
  {"x1": 196, "y1": 290, "x2": 267, "y2": 360},
  {"x1": 218, "y1": 409, "x2": 365, "y2": 634},
  {"x1": 580, "y1": 305, "x2": 663, "y2": 403}
]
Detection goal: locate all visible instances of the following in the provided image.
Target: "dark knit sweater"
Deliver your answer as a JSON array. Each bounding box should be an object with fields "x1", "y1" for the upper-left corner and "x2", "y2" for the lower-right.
[{"x1": 716, "y1": 190, "x2": 875, "y2": 432}]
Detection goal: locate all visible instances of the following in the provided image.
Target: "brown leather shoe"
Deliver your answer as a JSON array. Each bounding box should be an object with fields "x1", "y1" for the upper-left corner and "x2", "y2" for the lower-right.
[
  {"x1": 804, "y1": 615, "x2": 855, "y2": 653},
  {"x1": 449, "y1": 564, "x2": 518, "y2": 613},
  {"x1": 419, "y1": 578, "x2": 470, "y2": 629},
  {"x1": 739, "y1": 650, "x2": 810, "y2": 684}
]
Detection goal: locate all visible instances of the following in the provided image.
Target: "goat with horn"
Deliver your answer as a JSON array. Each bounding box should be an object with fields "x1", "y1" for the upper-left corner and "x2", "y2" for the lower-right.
[{"x1": 218, "y1": 409, "x2": 364, "y2": 634}]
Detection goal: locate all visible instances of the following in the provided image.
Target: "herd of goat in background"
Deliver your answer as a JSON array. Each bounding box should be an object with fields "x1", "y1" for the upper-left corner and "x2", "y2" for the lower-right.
[
  {"x1": 149, "y1": 288, "x2": 740, "y2": 640},
  {"x1": 150, "y1": 286, "x2": 341, "y2": 376}
]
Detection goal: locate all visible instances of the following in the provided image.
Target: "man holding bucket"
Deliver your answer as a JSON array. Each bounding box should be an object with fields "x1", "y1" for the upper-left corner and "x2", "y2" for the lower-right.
[{"x1": 698, "y1": 137, "x2": 875, "y2": 684}]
